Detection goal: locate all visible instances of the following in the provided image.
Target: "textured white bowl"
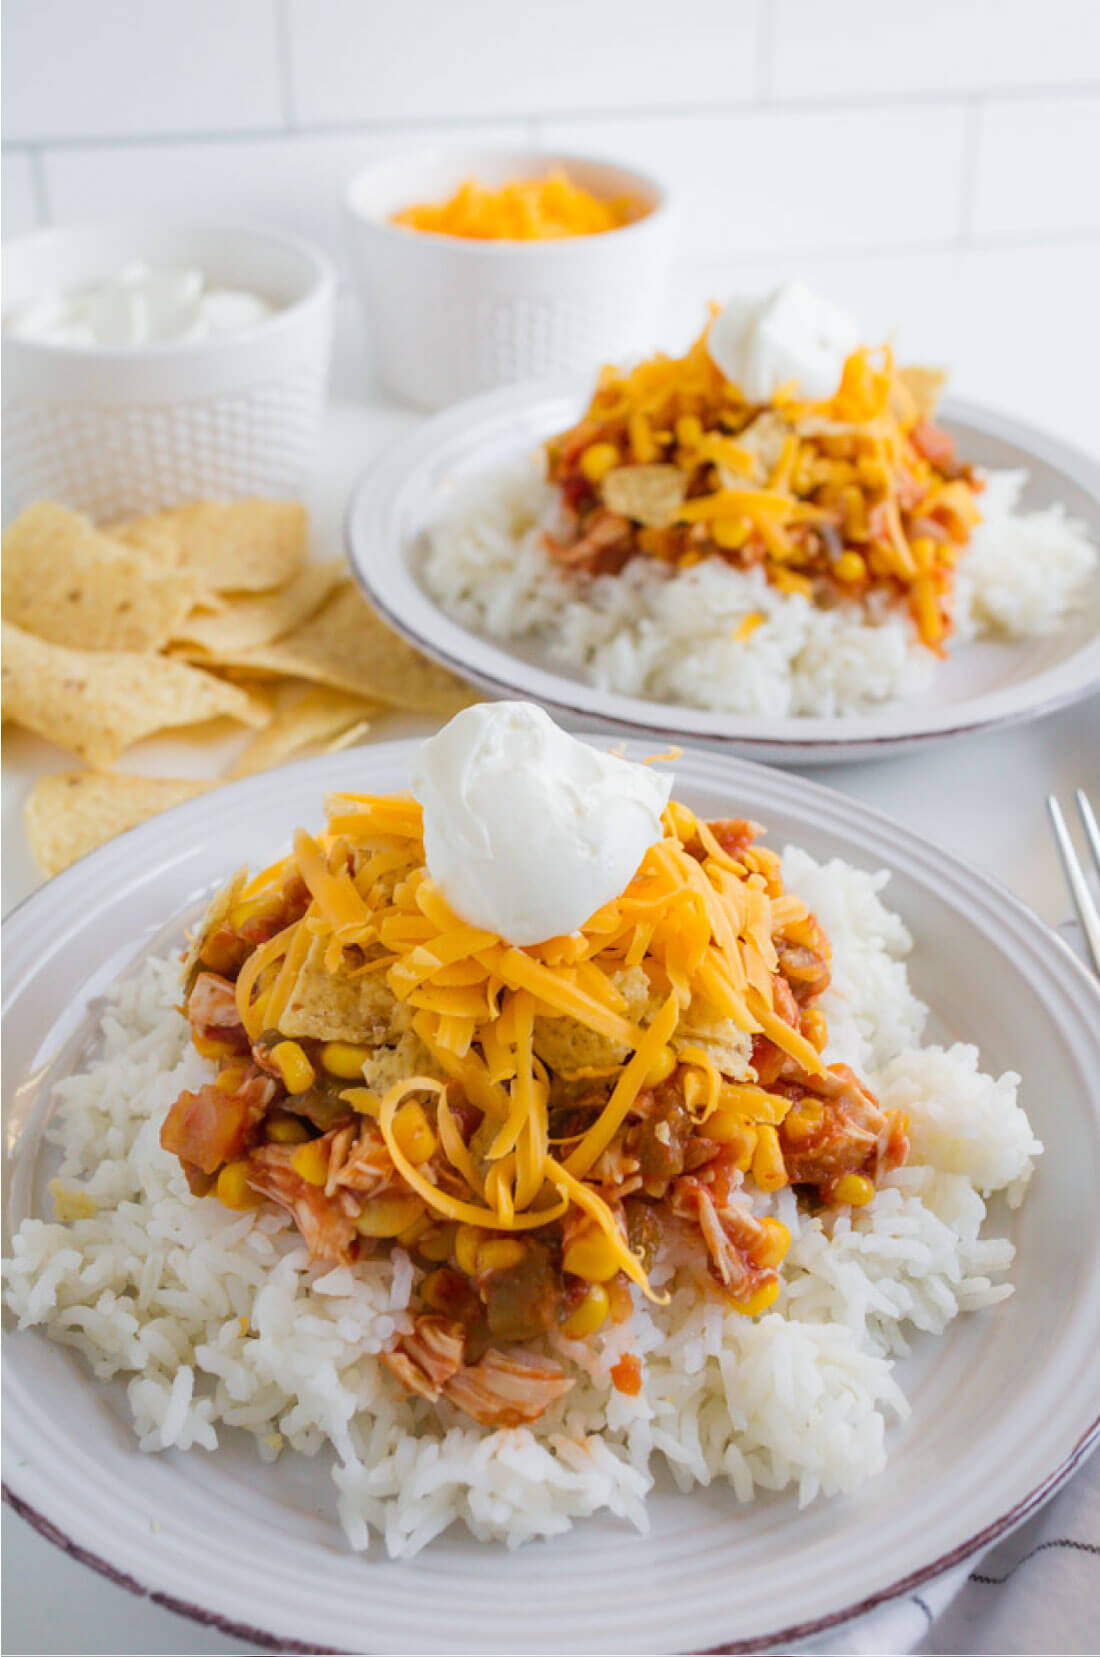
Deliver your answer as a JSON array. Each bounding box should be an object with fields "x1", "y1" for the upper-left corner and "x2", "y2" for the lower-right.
[
  {"x1": 345, "y1": 149, "x2": 670, "y2": 410},
  {"x1": 2, "y1": 222, "x2": 335, "y2": 521}
]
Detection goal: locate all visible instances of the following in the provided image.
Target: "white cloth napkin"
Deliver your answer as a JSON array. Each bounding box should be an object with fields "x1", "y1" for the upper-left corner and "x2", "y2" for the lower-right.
[{"x1": 786, "y1": 1450, "x2": 1099, "y2": 1655}]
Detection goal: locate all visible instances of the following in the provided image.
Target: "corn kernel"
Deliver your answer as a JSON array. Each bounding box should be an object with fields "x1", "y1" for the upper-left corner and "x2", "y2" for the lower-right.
[
  {"x1": 265, "y1": 1112, "x2": 311, "y2": 1145},
  {"x1": 215, "y1": 1064, "x2": 249, "y2": 1093},
  {"x1": 579, "y1": 442, "x2": 619, "y2": 484},
  {"x1": 563, "y1": 1227, "x2": 621, "y2": 1284},
  {"x1": 752, "y1": 1123, "x2": 788, "y2": 1192},
  {"x1": 642, "y1": 1043, "x2": 677, "y2": 1087},
  {"x1": 355, "y1": 1194, "x2": 424, "y2": 1237},
  {"x1": 802, "y1": 1008, "x2": 828, "y2": 1052},
  {"x1": 397, "y1": 1211, "x2": 432, "y2": 1248},
  {"x1": 705, "y1": 1109, "x2": 758, "y2": 1169},
  {"x1": 561, "y1": 1283, "x2": 610, "y2": 1339},
  {"x1": 833, "y1": 1173, "x2": 875, "y2": 1207},
  {"x1": 392, "y1": 1100, "x2": 437, "y2": 1166},
  {"x1": 271, "y1": 1041, "x2": 316, "y2": 1095},
  {"x1": 320, "y1": 1041, "x2": 372, "y2": 1080},
  {"x1": 477, "y1": 1239, "x2": 526, "y2": 1275},
  {"x1": 216, "y1": 1160, "x2": 263, "y2": 1211},
  {"x1": 454, "y1": 1223, "x2": 484, "y2": 1277},
  {"x1": 675, "y1": 414, "x2": 703, "y2": 447},
  {"x1": 729, "y1": 1278, "x2": 780, "y2": 1317},
  {"x1": 193, "y1": 1033, "x2": 237, "y2": 1060},
  {"x1": 782, "y1": 1100, "x2": 824, "y2": 1143},
  {"x1": 290, "y1": 1138, "x2": 329, "y2": 1187},
  {"x1": 712, "y1": 517, "x2": 750, "y2": 551},
  {"x1": 753, "y1": 1217, "x2": 791, "y2": 1269},
  {"x1": 834, "y1": 551, "x2": 867, "y2": 584},
  {"x1": 417, "y1": 1223, "x2": 457, "y2": 1263}
]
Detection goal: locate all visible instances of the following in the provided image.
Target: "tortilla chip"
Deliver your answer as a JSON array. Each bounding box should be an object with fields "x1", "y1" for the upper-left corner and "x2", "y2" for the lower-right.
[
  {"x1": 897, "y1": 365, "x2": 948, "y2": 423},
  {"x1": 98, "y1": 513, "x2": 181, "y2": 571},
  {"x1": 182, "y1": 870, "x2": 247, "y2": 991},
  {"x1": 26, "y1": 772, "x2": 219, "y2": 878},
  {"x1": 601, "y1": 463, "x2": 687, "y2": 528},
  {"x1": 171, "y1": 560, "x2": 345, "y2": 656},
  {"x1": 111, "y1": 500, "x2": 307, "y2": 593},
  {"x1": 278, "y1": 935, "x2": 403, "y2": 1043},
  {"x1": 229, "y1": 684, "x2": 377, "y2": 778},
  {"x1": 2, "y1": 502, "x2": 204, "y2": 652},
  {"x1": 1, "y1": 621, "x2": 269, "y2": 768},
  {"x1": 211, "y1": 583, "x2": 475, "y2": 715}
]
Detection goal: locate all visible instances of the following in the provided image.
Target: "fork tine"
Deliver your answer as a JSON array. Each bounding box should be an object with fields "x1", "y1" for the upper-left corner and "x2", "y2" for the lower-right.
[
  {"x1": 1075, "y1": 789, "x2": 1100, "y2": 881},
  {"x1": 1048, "y1": 795, "x2": 1100, "y2": 977}
]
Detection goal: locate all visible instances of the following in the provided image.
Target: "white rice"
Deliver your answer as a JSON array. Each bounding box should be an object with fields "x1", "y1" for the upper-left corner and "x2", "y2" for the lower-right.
[
  {"x1": 419, "y1": 466, "x2": 1096, "y2": 716},
  {"x1": 3, "y1": 855, "x2": 1041, "y2": 1555}
]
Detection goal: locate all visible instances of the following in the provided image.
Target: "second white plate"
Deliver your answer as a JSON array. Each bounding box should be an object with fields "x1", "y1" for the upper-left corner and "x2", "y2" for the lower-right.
[{"x1": 345, "y1": 382, "x2": 1100, "y2": 764}]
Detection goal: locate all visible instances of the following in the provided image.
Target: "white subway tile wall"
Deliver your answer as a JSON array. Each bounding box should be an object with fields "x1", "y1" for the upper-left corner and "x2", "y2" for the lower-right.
[
  {"x1": 972, "y1": 94, "x2": 1100, "y2": 237},
  {"x1": 541, "y1": 106, "x2": 970, "y2": 256},
  {"x1": 2, "y1": 0, "x2": 1098, "y2": 444},
  {"x1": 1, "y1": 0, "x2": 284, "y2": 140},
  {"x1": 284, "y1": 0, "x2": 764, "y2": 122},
  {"x1": 771, "y1": 0, "x2": 1100, "y2": 97}
]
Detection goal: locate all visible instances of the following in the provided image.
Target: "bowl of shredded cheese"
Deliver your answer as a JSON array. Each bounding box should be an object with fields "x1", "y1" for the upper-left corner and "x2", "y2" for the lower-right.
[{"x1": 345, "y1": 149, "x2": 669, "y2": 410}]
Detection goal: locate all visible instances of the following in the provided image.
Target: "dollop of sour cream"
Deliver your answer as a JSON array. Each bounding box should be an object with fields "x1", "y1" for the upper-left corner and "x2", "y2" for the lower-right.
[
  {"x1": 3, "y1": 260, "x2": 275, "y2": 347},
  {"x1": 411, "y1": 702, "x2": 672, "y2": 946},
  {"x1": 706, "y1": 280, "x2": 861, "y2": 402}
]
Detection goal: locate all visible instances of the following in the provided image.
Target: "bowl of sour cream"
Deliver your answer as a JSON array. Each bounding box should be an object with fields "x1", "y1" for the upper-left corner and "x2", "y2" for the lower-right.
[{"x1": 2, "y1": 222, "x2": 335, "y2": 520}]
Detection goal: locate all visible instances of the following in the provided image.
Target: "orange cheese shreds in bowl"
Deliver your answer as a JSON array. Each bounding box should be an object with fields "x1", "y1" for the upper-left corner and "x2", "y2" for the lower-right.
[{"x1": 391, "y1": 169, "x2": 643, "y2": 241}]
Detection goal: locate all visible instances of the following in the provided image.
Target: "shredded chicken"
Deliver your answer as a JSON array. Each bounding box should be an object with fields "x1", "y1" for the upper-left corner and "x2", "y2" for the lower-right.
[
  {"x1": 381, "y1": 1314, "x2": 465, "y2": 1401},
  {"x1": 246, "y1": 1140, "x2": 359, "y2": 1263},
  {"x1": 440, "y1": 1347, "x2": 574, "y2": 1428}
]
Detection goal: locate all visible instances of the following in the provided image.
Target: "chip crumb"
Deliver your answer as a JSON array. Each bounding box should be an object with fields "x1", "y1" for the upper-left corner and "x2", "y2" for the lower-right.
[{"x1": 48, "y1": 1178, "x2": 98, "y2": 1221}]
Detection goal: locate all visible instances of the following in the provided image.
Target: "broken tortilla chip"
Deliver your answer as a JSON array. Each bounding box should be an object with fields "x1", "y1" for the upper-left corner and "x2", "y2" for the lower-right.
[
  {"x1": 1, "y1": 621, "x2": 269, "y2": 768},
  {"x1": 896, "y1": 365, "x2": 948, "y2": 423},
  {"x1": 182, "y1": 869, "x2": 247, "y2": 991},
  {"x1": 171, "y1": 560, "x2": 345, "y2": 656},
  {"x1": 277, "y1": 934, "x2": 395, "y2": 1042},
  {"x1": 229, "y1": 684, "x2": 377, "y2": 778},
  {"x1": 601, "y1": 463, "x2": 687, "y2": 528},
  {"x1": 210, "y1": 583, "x2": 475, "y2": 715},
  {"x1": 111, "y1": 500, "x2": 307, "y2": 593},
  {"x1": 2, "y1": 502, "x2": 204, "y2": 652},
  {"x1": 25, "y1": 772, "x2": 219, "y2": 878}
]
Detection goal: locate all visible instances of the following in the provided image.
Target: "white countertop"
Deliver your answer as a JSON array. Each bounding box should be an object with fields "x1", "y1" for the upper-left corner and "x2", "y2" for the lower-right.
[{"x1": 3, "y1": 328, "x2": 1098, "y2": 1656}]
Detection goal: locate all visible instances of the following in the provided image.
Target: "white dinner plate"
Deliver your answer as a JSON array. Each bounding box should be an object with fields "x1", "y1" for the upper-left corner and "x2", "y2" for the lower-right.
[
  {"x1": 3, "y1": 742, "x2": 1099, "y2": 1654},
  {"x1": 344, "y1": 383, "x2": 1100, "y2": 765}
]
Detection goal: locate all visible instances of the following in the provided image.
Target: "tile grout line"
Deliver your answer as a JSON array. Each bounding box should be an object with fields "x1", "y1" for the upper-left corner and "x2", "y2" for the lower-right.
[{"x1": 3, "y1": 80, "x2": 1098, "y2": 153}]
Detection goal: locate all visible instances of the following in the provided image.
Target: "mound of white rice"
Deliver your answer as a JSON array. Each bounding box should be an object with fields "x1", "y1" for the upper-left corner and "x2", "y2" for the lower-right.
[
  {"x1": 419, "y1": 467, "x2": 1096, "y2": 716},
  {"x1": 3, "y1": 856, "x2": 1041, "y2": 1556}
]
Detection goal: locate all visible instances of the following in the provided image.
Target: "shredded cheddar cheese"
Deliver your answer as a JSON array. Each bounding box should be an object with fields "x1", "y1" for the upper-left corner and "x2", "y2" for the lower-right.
[
  {"x1": 543, "y1": 312, "x2": 983, "y2": 651},
  {"x1": 227, "y1": 789, "x2": 827, "y2": 1300},
  {"x1": 391, "y1": 169, "x2": 641, "y2": 241}
]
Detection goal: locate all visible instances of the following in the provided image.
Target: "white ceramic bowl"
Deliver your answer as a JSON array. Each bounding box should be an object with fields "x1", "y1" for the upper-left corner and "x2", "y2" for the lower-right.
[
  {"x1": 344, "y1": 149, "x2": 670, "y2": 410},
  {"x1": 2, "y1": 222, "x2": 336, "y2": 521}
]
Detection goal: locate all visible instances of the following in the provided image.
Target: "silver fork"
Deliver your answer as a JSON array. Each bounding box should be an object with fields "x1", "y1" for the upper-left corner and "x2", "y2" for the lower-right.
[{"x1": 1047, "y1": 789, "x2": 1100, "y2": 977}]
